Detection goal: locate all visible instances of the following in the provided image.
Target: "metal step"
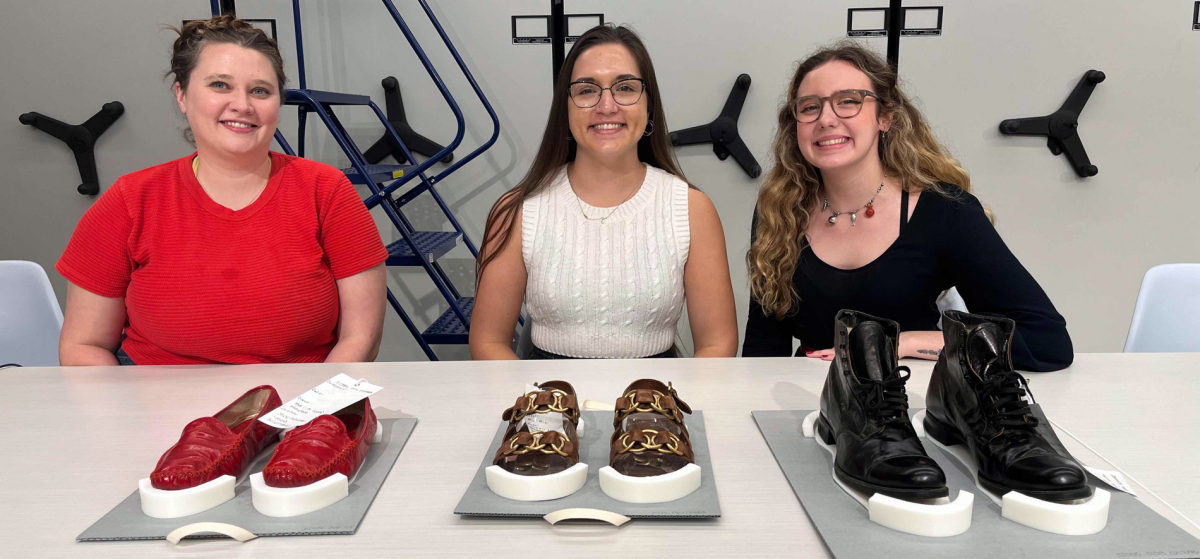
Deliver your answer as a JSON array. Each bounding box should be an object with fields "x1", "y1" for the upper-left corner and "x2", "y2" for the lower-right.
[
  {"x1": 385, "y1": 231, "x2": 461, "y2": 266},
  {"x1": 422, "y1": 297, "x2": 472, "y2": 345},
  {"x1": 284, "y1": 89, "x2": 373, "y2": 106},
  {"x1": 341, "y1": 163, "x2": 412, "y2": 185}
]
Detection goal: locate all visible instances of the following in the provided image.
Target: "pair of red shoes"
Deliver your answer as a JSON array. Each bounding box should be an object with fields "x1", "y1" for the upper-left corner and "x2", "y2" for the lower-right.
[{"x1": 149, "y1": 385, "x2": 377, "y2": 492}]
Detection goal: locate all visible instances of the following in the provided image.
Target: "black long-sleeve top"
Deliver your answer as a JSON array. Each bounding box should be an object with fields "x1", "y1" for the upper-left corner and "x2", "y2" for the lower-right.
[{"x1": 742, "y1": 185, "x2": 1073, "y2": 372}]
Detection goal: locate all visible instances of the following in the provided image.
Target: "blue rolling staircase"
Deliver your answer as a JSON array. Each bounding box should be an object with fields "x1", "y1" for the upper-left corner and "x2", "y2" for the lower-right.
[{"x1": 211, "y1": 0, "x2": 516, "y2": 359}]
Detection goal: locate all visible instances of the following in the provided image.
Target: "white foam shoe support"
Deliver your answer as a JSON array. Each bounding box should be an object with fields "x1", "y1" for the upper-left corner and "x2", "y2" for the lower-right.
[
  {"x1": 912, "y1": 409, "x2": 1110, "y2": 535},
  {"x1": 802, "y1": 410, "x2": 974, "y2": 538},
  {"x1": 598, "y1": 463, "x2": 701, "y2": 504},
  {"x1": 250, "y1": 420, "x2": 383, "y2": 518},
  {"x1": 138, "y1": 475, "x2": 237, "y2": 519},
  {"x1": 486, "y1": 462, "x2": 590, "y2": 501}
]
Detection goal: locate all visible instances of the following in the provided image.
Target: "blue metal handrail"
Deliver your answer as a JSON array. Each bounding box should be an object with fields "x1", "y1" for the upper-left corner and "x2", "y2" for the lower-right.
[
  {"x1": 362, "y1": 0, "x2": 501, "y2": 209},
  {"x1": 290, "y1": 0, "x2": 307, "y2": 90},
  {"x1": 420, "y1": 0, "x2": 501, "y2": 181},
  {"x1": 292, "y1": 94, "x2": 474, "y2": 333},
  {"x1": 369, "y1": 0, "x2": 465, "y2": 192}
]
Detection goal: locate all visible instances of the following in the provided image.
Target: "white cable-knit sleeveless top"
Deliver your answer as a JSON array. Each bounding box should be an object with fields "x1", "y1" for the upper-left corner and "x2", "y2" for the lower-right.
[{"x1": 522, "y1": 165, "x2": 691, "y2": 358}]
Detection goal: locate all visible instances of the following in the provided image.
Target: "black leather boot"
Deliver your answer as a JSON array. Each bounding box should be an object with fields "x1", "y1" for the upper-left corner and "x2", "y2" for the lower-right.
[
  {"x1": 817, "y1": 310, "x2": 948, "y2": 500},
  {"x1": 924, "y1": 311, "x2": 1092, "y2": 501}
]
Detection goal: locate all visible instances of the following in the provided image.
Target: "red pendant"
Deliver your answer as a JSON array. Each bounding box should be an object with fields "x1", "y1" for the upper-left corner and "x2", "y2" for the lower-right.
[{"x1": 864, "y1": 204, "x2": 875, "y2": 218}]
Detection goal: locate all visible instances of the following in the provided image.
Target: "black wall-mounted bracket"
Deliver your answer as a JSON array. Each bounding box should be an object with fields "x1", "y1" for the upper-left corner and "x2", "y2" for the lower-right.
[
  {"x1": 19, "y1": 102, "x2": 125, "y2": 195},
  {"x1": 363, "y1": 77, "x2": 452, "y2": 165},
  {"x1": 669, "y1": 74, "x2": 761, "y2": 178},
  {"x1": 999, "y1": 70, "x2": 1105, "y2": 177}
]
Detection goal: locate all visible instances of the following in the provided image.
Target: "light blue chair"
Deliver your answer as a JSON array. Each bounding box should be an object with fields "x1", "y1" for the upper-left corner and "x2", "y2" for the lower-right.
[
  {"x1": 1123, "y1": 264, "x2": 1200, "y2": 353},
  {"x1": 0, "y1": 261, "x2": 63, "y2": 367}
]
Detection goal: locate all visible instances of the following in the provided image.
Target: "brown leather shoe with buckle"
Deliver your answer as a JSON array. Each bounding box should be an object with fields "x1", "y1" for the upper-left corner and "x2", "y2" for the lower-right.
[
  {"x1": 492, "y1": 381, "x2": 581, "y2": 476},
  {"x1": 609, "y1": 379, "x2": 695, "y2": 477}
]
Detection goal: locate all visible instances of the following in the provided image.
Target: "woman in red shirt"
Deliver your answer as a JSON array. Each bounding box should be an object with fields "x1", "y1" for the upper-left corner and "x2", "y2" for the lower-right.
[{"x1": 57, "y1": 16, "x2": 388, "y2": 365}]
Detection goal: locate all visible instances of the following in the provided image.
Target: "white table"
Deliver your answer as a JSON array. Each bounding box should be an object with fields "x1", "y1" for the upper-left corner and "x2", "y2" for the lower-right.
[{"x1": 2, "y1": 354, "x2": 1197, "y2": 557}]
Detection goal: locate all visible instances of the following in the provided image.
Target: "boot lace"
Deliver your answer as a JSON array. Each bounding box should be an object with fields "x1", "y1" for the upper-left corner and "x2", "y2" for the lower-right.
[
  {"x1": 977, "y1": 369, "x2": 1039, "y2": 438},
  {"x1": 853, "y1": 367, "x2": 911, "y2": 426}
]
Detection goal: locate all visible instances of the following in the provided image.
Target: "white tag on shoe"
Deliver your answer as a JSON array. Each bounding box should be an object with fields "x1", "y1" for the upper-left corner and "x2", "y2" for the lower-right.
[
  {"x1": 258, "y1": 374, "x2": 383, "y2": 429},
  {"x1": 520, "y1": 412, "x2": 566, "y2": 435},
  {"x1": 1085, "y1": 466, "x2": 1137, "y2": 496},
  {"x1": 518, "y1": 383, "x2": 566, "y2": 435}
]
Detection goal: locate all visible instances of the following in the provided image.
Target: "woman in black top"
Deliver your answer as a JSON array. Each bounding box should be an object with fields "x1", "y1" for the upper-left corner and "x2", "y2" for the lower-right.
[{"x1": 743, "y1": 43, "x2": 1071, "y2": 371}]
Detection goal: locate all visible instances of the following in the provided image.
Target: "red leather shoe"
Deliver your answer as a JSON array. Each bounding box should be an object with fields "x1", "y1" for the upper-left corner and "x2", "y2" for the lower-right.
[
  {"x1": 261, "y1": 398, "x2": 377, "y2": 488},
  {"x1": 150, "y1": 385, "x2": 282, "y2": 490}
]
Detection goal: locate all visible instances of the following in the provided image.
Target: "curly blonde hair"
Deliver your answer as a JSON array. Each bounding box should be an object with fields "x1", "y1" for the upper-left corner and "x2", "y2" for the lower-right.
[{"x1": 748, "y1": 42, "x2": 978, "y2": 319}]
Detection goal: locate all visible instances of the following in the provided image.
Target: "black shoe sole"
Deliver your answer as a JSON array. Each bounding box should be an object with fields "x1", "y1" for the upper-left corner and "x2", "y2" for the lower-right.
[
  {"x1": 923, "y1": 413, "x2": 1094, "y2": 502},
  {"x1": 817, "y1": 414, "x2": 950, "y2": 500},
  {"x1": 815, "y1": 413, "x2": 837, "y2": 445}
]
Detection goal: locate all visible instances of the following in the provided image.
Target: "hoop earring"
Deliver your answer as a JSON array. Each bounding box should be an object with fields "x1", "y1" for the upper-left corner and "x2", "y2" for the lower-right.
[{"x1": 643, "y1": 120, "x2": 654, "y2": 137}]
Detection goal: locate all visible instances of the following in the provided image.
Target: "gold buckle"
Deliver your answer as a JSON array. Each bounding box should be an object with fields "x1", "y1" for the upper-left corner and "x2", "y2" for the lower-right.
[
  {"x1": 616, "y1": 429, "x2": 685, "y2": 456},
  {"x1": 506, "y1": 431, "x2": 571, "y2": 457},
  {"x1": 511, "y1": 389, "x2": 577, "y2": 423},
  {"x1": 617, "y1": 390, "x2": 683, "y2": 423}
]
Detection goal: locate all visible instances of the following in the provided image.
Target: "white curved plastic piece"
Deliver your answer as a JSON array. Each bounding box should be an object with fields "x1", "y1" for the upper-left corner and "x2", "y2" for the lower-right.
[
  {"x1": 1002, "y1": 488, "x2": 1111, "y2": 535},
  {"x1": 138, "y1": 475, "x2": 236, "y2": 519},
  {"x1": 485, "y1": 462, "x2": 589, "y2": 501},
  {"x1": 250, "y1": 472, "x2": 348, "y2": 518},
  {"x1": 582, "y1": 399, "x2": 615, "y2": 411},
  {"x1": 804, "y1": 410, "x2": 974, "y2": 538},
  {"x1": 912, "y1": 409, "x2": 1111, "y2": 535},
  {"x1": 801, "y1": 408, "x2": 819, "y2": 438},
  {"x1": 544, "y1": 508, "x2": 631, "y2": 526},
  {"x1": 869, "y1": 492, "x2": 974, "y2": 537},
  {"x1": 166, "y1": 522, "x2": 257, "y2": 544},
  {"x1": 598, "y1": 463, "x2": 701, "y2": 504}
]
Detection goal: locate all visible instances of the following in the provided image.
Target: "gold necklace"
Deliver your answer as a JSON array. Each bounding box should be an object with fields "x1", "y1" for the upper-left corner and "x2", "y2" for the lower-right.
[
  {"x1": 570, "y1": 175, "x2": 641, "y2": 225},
  {"x1": 193, "y1": 155, "x2": 271, "y2": 205}
]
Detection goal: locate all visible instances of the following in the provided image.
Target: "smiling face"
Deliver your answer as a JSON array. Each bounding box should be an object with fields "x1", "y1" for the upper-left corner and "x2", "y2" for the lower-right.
[
  {"x1": 175, "y1": 42, "x2": 281, "y2": 160},
  {"x1": 794, "y1": 60, "x2": 890, "y2": 173},
  {"x1": 566, "y1": 43, "x2": 648, "y2": 163}
]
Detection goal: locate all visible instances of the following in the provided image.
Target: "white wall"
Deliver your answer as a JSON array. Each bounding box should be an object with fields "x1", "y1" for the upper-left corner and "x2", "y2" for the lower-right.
[{"x1": 2, "y1": 0, "x2": 1196, "y2": 361}]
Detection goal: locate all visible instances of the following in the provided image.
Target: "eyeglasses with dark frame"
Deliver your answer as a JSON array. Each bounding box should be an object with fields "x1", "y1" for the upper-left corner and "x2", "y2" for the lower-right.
[
  {"x1": 568, "y1": 78, "x2": 647, "y2": 109},
  {"x1": 792, "y1": 89, "x2": 882, "y2": 123}
]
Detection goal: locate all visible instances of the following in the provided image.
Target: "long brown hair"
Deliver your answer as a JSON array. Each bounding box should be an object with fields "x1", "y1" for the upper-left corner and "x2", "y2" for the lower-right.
[
  {"x1": 748, "y1": 41, "x2": 977, "y2": 319},
  {"x1": 476, "y1": 24, "x2": 687, "y2": 279}
]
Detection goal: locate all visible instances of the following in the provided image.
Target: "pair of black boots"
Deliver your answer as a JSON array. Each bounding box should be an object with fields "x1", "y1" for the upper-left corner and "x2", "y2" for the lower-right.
[{"x1": 817, "y1": 310, "x2": 1091, "y2": 501}]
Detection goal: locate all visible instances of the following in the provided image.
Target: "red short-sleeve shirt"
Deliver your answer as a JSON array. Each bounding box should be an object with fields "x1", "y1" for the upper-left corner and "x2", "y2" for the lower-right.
[{"x1": 57, "y1": 152, "x2": 388, "y2": 364}]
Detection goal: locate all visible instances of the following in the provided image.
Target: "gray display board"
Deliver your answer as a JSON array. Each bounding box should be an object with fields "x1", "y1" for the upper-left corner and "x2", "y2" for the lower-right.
[
  {"x1": 455, "y1": 410, "x2": 720, "y2": 518},
  {"x1": 77, "y1": 417, "x2": 417, "y2": 541},
  {"x1": 752, "y1": 410, "x2": 1200, "y2": 559}
]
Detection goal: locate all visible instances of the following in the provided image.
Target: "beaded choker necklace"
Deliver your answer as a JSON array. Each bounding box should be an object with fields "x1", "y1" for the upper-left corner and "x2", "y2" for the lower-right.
[{"x1": 823, "y1": 183, "x2": 884, "y2": 226}]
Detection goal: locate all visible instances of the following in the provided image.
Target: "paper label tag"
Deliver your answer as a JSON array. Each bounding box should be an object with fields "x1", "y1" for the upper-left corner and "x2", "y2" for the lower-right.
[
  {"x1": 520, "y1": 412, "x2": 566, "y2": 434},
  {"x1": 1085, "y1": 466, "x2": 1137, "y2": 496},
  {"x1": 517, "y1": 383, "x2": 566, "y2": 435},
  {"x1": 258, "y1": 374, "x2": 382, "y2": 429}
]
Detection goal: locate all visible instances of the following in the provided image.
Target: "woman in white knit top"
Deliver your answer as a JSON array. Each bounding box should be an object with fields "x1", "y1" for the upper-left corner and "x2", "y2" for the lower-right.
[{"x1": 470, "y1": 25, "x2": 737, "y2": 359}]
